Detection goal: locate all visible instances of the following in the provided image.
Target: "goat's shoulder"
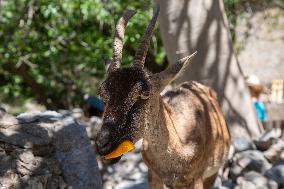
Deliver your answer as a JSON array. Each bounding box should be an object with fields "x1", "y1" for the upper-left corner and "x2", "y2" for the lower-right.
[
  {"x1": 178, "y1": 81, "x2": 218, "y2": 100},
  {"x1": 161, "y1": 81, "x2": 216, "y2": 144},
  {"x1": 162, "y1": 81, "x2": 217, "y2": 108}
]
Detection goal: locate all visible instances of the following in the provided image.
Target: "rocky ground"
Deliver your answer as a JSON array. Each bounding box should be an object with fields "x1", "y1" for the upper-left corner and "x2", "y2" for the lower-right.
[
  {"x1": 216, "y1": 128, "x2": 284, "y2": 189},
  {"x1": 67, "y1": 109, "x2": 284, "y2": 189},
  {"x1": 1, "y1": 107, "x2": 283, "y2": 188},
  {"x1": 65, "y1": 109, "x2": 148, "y2": 189},
  {"x1": 0, "y1": 110, "x2": 103, "y2": 189},
  {"x1": 236, "y1": 6, "x2": 284, "y2": 84}
]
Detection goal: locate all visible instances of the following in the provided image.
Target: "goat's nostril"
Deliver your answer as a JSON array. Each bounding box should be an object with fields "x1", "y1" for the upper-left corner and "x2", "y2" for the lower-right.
[
  {"x1": 101, "y1": 129, "x2": 110, "y2": 138},
  {"x1": 96, "y1": 139, "x2": 108, "y2": 148},
  {"x1": 96, "y1": 130, "x2": 110, "y2": 148}
]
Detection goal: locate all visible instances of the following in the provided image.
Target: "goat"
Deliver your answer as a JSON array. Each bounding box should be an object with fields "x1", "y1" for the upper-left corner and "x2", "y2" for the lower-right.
[{"x1": 95, "y1": 5, "x2": 231, "y2": 189}]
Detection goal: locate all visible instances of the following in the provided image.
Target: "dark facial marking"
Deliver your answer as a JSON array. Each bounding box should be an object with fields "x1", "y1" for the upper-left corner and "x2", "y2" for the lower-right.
[{"x1": 96, "y1": 67, "x2": 150, "y2": 160}]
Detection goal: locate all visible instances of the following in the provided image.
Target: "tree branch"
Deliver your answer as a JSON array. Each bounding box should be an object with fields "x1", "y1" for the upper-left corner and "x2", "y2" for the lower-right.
[{"x1": 2, "y1": 62, "x2": 65, "y2": 109}]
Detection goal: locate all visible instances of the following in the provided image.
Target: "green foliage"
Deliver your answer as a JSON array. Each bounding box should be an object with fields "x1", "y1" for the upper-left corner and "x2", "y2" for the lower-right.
[
  {"x1": 0, "y1": 0, "x2": 164, "y2": 109},
  {"x1": 1, "y1": 0, "x2": 275, "y2": 109},
  {"x1": 223, "y1": 0, "x2": 242, "y2": 41},
  {"x1": 223, "y1": 0, "x2": 280, "y2": 41}
]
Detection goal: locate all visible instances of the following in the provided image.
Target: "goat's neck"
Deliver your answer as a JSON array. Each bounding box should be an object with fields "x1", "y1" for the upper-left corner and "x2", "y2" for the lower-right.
[{"x1": 143, "y1": 95, "x2": 180, "y2": 153}]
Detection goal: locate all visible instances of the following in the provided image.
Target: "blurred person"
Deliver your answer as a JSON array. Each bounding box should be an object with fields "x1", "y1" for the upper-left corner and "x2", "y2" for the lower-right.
[
  {"x1": 84, "y1": 95, "x2": 104, "y2": 117},
  {"x1": 246, "y1": 75, "x2": 267, "y2": 130}
]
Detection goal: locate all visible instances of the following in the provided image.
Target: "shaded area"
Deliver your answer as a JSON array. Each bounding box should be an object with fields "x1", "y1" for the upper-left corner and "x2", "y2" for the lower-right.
[
  {"x1": 126, "y1": 182, "x2": 147, "y2": 189},
  {"x1": 156, "y1": 0, "x2": 261, "y2": 139},
  {"x1": 0, "y1": 109, "x2": 102, "y2": 189},
  {"x1": 0, "y1": 0, "x2": 167, "y2": 110}
]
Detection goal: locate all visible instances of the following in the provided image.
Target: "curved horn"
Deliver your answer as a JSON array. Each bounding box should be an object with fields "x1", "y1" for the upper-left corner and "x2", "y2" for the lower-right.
[
  {"x1": 134, "y1": 5, "x2": 160, "y2": 68},
  {"x1": 108, "y1": 10, "x2": 136, "y2": 73}
]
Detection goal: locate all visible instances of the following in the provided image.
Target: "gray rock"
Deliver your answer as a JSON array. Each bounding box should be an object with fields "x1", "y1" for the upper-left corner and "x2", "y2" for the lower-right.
[
  {"x1": 0, "y1": 111, "x2": 102, "y2": 189},
  {"x1": 122, "y1": 161, "x2": 136, "y2": 173},
  {"x1": 138, "y1": 162, "x2": 148, "y2": 173},
  {"x1": 265, "y1": 160, "x2": 284, "y2": 186},
  {"x1": 264, "y1": 139, "x2": 284, "y2": 163},
  {"x1": 229, "y1": 163, "x2": 243, "y2": 181},
  {"x1": 214, "y1": 187, "x2": 230, "y2": 189},
  {"x1": 237, "y1": 7, "x2": 284, "y2": 84},
  {"x1": 213, "y1": 176, "x2": 222, "y2": 188},
  {"x1": 100, "y1": 141, "x2": 147, "y2": 189},
  {"x1": 222, "y1": 179, "x2": 234, "y2": 189},
  {"x1": 236, "y1": 177, "x2": 257, "y2": 189},
  {"x1": 259, "y1": 129, "x2": 282, "y2": 142},
  {"x1": 129, "y1": 171, "x2": 144, "y2": 180},
  {"x1": 243, "y1": 171, "x2": 268, "y2": 188},
  {"x1": 267, "y1": 179, "x2": 278, "y2": 189},
  {"x1": 87, "y1": 116, "x2": 103, "y2": 138},
  {"x1": 254, "y1": 128, "x2": 283, "y2": 152},
  {"x1": 234, "y1": 150, "x2": 272, "y2": 174},
  {"x1": 117, "y1": 181, "x2": 147, "y2": 189},
  {"x1": 274, "y1": 159, "x2": 284, "y2": 166},
  {"x1": 254, "y1": 138, "x2": 274, "y2": 151},
  {"x1": 233, "y1": 137, "x2": 255, "y2": 152}
]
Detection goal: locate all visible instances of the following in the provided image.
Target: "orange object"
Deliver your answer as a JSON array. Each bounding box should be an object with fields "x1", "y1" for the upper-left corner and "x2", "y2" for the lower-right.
[{"x1": 105, "y1": 140, "x2": 135, "y2": 160}]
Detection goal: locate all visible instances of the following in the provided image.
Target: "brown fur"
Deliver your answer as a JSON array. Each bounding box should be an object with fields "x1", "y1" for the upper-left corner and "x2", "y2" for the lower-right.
[
  {"x1": 96, "y1": 68, "x2": 231, "y2": 188},
  {"x1": 95, "y1": 5, "x2": 231, "y2": 188},
  {"x1": 142, "y1": 81, "x2": 230, "y2": 188}
]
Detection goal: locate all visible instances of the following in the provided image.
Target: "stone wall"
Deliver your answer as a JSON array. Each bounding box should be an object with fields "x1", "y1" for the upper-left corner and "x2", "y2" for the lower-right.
[{"x1": 236, "y1": 6, "x2": 284, "y2": 85}]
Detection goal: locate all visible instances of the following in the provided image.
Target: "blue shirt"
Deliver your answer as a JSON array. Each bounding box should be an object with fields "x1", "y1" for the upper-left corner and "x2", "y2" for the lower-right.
[{"x1": 254, "y1": 101, "x2": 267, "y2": 122}]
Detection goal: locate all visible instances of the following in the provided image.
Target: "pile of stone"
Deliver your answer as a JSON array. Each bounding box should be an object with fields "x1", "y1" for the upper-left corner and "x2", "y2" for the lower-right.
[
  {"x1": 97, "y1": 127, "x2": 284, "y2": 189},
  {"x1": 0, "y1": 110, "x2": 103, "y2": 189},
  {"x1": 99, "y1": 141, "x2": 148, "y2": 189},
  {"x1": 65, "y1": 109, "x2": 148, "y2": 189},
  {"x1": 216, "y1": 128, "x2": 284, "y2": 189},
  {"x1": 82, "y1": 118, "x2": 147, "y2": 188},
  {"x1": 65, "y1": 109, "x2": 284, "y2": 189}
]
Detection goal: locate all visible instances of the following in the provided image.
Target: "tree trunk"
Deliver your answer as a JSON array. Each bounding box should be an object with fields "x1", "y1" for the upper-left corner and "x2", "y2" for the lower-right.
[
  {"x1": 155, "y1": 0, "x2": 262, "y2": 139},
  {"x1": 0, "y1": 109, "x2": 102, "y2": 189}
]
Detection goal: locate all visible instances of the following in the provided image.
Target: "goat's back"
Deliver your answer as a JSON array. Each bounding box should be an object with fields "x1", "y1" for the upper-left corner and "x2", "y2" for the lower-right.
[{"x1": 162, "y1": 81, "x2": 231, "y2": 179}]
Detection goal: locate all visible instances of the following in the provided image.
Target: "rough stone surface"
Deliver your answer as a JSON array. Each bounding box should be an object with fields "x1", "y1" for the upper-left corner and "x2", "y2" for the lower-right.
[
  {"x1": 243, "y1": 171, "x2": 268, "y2": 188},
  {"x1": 264, "y1": 139, "x2": 284, "y2": 164},
  {"x1": 99, "y1": 140, "x2": 148, "y2": 189},
  {"x1": 237, "y1": 7, "x2": 284, "y2": 84},
  {"x1": 233, "y1": 150, "x2": 272, "y2": 174},
  {"x1": 254, "y1": 139, "x2": 274, "y2": 152},
  {"x1": 220, "y1": 129, "x2": 283, "y2": 189},
  {"x1": 3, "y1": 110, "x2": 284, "y2": 189},
  {"x1": 0, "y1": 110, "x2": 102, "y2": 189},
  {"x1": 58, "y1": 109, "x2": 284, "y2": 189},
  {"x1": 233, "y1": 137, "x2": 255, "y2": 152},
  {"x1": 79, "y1": 109, "x2": 283, "y2": 189},
  {"x1": 265, "y1": 160, "x2": 284, "y2": 187}
]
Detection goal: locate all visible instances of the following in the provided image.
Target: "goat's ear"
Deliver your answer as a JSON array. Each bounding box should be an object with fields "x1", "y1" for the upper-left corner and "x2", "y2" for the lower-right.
[{"x1": 150, "y1": 52, "x2": 197, "y2": 92}]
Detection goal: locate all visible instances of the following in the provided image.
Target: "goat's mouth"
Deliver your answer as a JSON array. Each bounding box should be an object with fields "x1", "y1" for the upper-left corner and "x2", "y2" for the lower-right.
[
  {"x1": 96, "y1": 137, "x2": 132, "y2": 154},
  {"x1": 96, "y1": 141, "x2": 117, "y2": 156},
  {"x1": 96, "y1": 137, "x2": 135, "y2": 165},
  {"x1": 96, "y1": 142, "x2": 124, "y2": 164},
  {"x1": 102, "y1": 156, "x2": 122, "y2": 164}
]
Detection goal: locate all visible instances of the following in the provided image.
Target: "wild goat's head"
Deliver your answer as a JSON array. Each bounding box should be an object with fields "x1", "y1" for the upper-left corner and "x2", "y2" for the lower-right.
[{"x1": 96, "y1": 5, "x2": 196, "y2": 162}]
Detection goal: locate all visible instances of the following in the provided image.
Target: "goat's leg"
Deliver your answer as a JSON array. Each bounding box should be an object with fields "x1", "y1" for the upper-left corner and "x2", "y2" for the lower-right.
[
  {"x1": 203, "y1": 173, "x2": 218, "y2": 189},
  {"x1": 192, "y1": 177, "x2": 203, "y2": 189},
  {"x1": 148, "y1": 169, "x2": 164, "y2": 189}
]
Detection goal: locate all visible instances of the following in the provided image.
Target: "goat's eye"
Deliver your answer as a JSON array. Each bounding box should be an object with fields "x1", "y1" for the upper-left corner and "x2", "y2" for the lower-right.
[
  {"x1": 134, "y1": 81, "x2": 150, "y2": 100},
  {"x1": 137, "y1": 81, "x2": 150, "y2": 100},
  {"x1": 140, "y1": 89, "x2": 150, "y2": 100},
  {"x1": 141, "y1": 90, "x2": 150, "y2": 99}
]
